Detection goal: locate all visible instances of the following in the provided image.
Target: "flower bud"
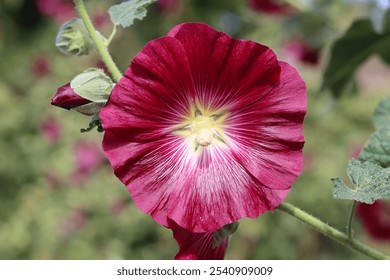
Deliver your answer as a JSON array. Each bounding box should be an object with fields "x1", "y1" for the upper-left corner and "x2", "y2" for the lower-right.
[
  {"x1": 55, "y1": 18, "x2": 94, "y2": 56},
  {"x1": 51, "y1": 83, "x2": 91, "y2": 110}
]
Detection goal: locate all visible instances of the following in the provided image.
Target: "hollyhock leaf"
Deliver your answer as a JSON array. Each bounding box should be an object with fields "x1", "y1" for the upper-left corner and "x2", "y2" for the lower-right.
[
  {"x1": 331, "y1": 159, "x2": 390, "y2": 203},
  {"x1": 321, "y1": 19, "x2": 390, "y2": 98},
  {"x1": 100, "y1": 22, "x2": 305, "y2": 232},
  {"x1": 108, "y1": 0, "x2": 157, "y2": 28},
  {"x1": 373, "y1": 97, "x2": 390, "y2": 130},
  {"x1": 70, "y1": 68, "x2": 114, "y2": 103},
  {"x1": 359, "y1": 129, "x2": 390, "y2": 167}
]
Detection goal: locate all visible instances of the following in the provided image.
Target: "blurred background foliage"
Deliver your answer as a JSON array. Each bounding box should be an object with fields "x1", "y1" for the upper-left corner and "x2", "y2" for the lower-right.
[{"x1": 0, "y1": 0, "x2": 389, "y2": 260}]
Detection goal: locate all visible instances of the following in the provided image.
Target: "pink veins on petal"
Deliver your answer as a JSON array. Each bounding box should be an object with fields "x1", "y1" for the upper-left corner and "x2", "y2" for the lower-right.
[{"x1": 100, "y1": 23, "x2": 306, "y2": 233}]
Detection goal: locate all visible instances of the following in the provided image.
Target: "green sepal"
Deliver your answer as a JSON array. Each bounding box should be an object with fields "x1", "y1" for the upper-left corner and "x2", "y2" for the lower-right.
[
  {"x1": 70, "y1": 68, "x2": 114, "y2": 103},
  {"x1": 212, "y1": 221, "x2": 239, "y2": 249},
  {"x1": 108, "y1": 0, "x2": 157, "y2": 28},
  {"x1": 331, "y1": 159, "x2": 390, "y2": 204},
  {"x1": 55, "y1": 18, "x2": 94, "y2": 56},
  {"x1": 73, "y1": 102, "x2": 106, "y2": 116}
]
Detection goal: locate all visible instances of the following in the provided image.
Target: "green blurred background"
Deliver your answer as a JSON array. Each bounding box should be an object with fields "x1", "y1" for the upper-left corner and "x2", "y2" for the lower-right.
[{"x1": 0, "y1": 0, "x2": 389, "y2": 259}]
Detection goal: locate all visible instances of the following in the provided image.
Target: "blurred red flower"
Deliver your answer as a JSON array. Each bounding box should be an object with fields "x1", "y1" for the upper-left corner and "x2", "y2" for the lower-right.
[
  {"x1": 248, "y1": 0, "x2": 294, "y2": 16},
  {"x1": 283, "y1": 39, "x2": 320, "y2": 66},
  {"x1": 31, "y1": 56, "x2": 51, "y2": 78},
  {"x1": 356, "y1": 201, "x2": 390, "y2": 241}
]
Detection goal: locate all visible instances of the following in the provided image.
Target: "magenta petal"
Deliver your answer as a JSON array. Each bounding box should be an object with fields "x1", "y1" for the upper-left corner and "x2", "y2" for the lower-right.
[
  {"x1": 51, "y1": 83, "x2": 91, "y2": 110},
  {"x1": 167, "y1": 22, "x2": 281, "y2": 111},
  {"x1": 225, "y1": 62, "x2": 306, "y2": 190},
  {"x1": 169, "y1": 219, "x2": 228, "y2": 260}
]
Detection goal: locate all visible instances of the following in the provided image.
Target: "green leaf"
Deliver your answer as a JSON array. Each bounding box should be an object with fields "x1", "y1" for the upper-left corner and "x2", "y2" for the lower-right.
[
  {"x1": 321, "y1": 19, "x2": 390, "y2": 98},
  {"x1": 331, "y1": 159, "x2": 390, "y2": 204},
  {"x1": 108, "y1": 0, "x2": 157, "y2": 28},
  {"x1": 373, "y1": 97, "x2": 390, "y2": 130},
  {"x1": 359, "y1": 129, "x2": 390, "y2": 168},
  {"x1": 70, "y1": 68, "x2": 114, "y2": 103}
]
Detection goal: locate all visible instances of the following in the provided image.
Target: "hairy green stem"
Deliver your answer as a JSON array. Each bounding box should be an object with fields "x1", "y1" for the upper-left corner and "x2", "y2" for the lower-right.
[
  {"x1": 347, "y1": 201, "x2": 357, "y2": 241},
  {"x1": 277, "y1": 202, "x2": 390, "y2": 260},
  {"x1": 73, "y1": 0, "x2": 122, "y2": 82}
]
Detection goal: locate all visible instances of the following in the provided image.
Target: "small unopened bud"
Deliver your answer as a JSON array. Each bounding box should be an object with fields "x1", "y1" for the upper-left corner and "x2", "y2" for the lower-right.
[
  {"x1": 51, "y1": 83, "x2": 91, "y2": 110},
  {"x1": 55, "y1": 18, "x2": 94, "y2": 56}
]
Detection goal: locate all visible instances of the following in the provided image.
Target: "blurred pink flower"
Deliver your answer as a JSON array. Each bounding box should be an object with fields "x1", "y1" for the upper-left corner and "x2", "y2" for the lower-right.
[
  {"x1": 41, "y1": 116, "x2": 61, "y2": 143},
  {"x1": 356, "y1": 201, "x2": 390, "y2": 241},
  {"x1": 248, "y1": 0, "x2": 294, "y2": 16},
  {"x1": 59, "y1": 207, "x2": 88, "y2": 237},
  {"x1": 110, "y1": 199, "x2": 129, "y2": 215},
  {"x1": 31, "y1": 56, "x2": 51, "y2": 78},
  {"x1": 36, "y1": 0, "x2": 75, "y2": 24},
  {"x1": 71, "y1": 140, "x2": 104, "y2": 185},
  {"x1": 92, "y1": 12, "x2": 110, "y2": 28},
  {"x1": 282, "y1": 39, "x2": 320, "y2": 66}
]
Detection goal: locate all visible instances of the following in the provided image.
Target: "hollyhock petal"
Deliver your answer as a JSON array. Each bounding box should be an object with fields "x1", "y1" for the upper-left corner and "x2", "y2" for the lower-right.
[
  {"x1": 100, "y1": 23, "x2": 305, "y2": 232},
  {"x1": 101, "y1": 36, "x2": 196, "y2": 143},
  {"x1": 51, "y1": 83, "x2": 91, "y2": 110},
  {"x1": 169, "y1": 219, "x2": 228, "y2": 260},
  {"x1": 167, "y1": 23, "x2": 281, "y2": 111},
  {"x1": 356, "y1": 201, "x2": 390, "y2": 240},
  {"x1": 225, "y1": 62, "x2": 306, "y2": 190}
]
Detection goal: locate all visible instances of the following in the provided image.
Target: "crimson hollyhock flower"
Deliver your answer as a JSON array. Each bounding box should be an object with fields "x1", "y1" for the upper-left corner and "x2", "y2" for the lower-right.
[
  {"x1": 248, "y1": 0, "x2": 294, "y2": 16},
  {"x1": 51, "y1": 83, "x2": 90, "y2": 110},
  {"x1": 356, "y1": 201, "x2": 390, "y2": 241},
  {"x1": 100, "y1": 23, "x2": 306, "y2": 233}
]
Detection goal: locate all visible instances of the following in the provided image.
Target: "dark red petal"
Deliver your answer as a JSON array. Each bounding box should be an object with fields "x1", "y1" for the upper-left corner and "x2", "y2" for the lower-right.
[
  {"x1": 51, "y1": 83, "x2": 91, "y2": 110},
  {"x1": 169, "y1": 219, "x2": 228, "y2": 260},
  {"x1": 225, "y1": 62, "x2": 306, "y2": 190},
  {"x1": 101, "y1": 36, "x2": 195, "y2": 143},
  {"x1": 167, "y1": 22, "x2": 281, "y2": 112},
  {"x1": 356, "y1": 201, "x2": 390, "y2": 240}
]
